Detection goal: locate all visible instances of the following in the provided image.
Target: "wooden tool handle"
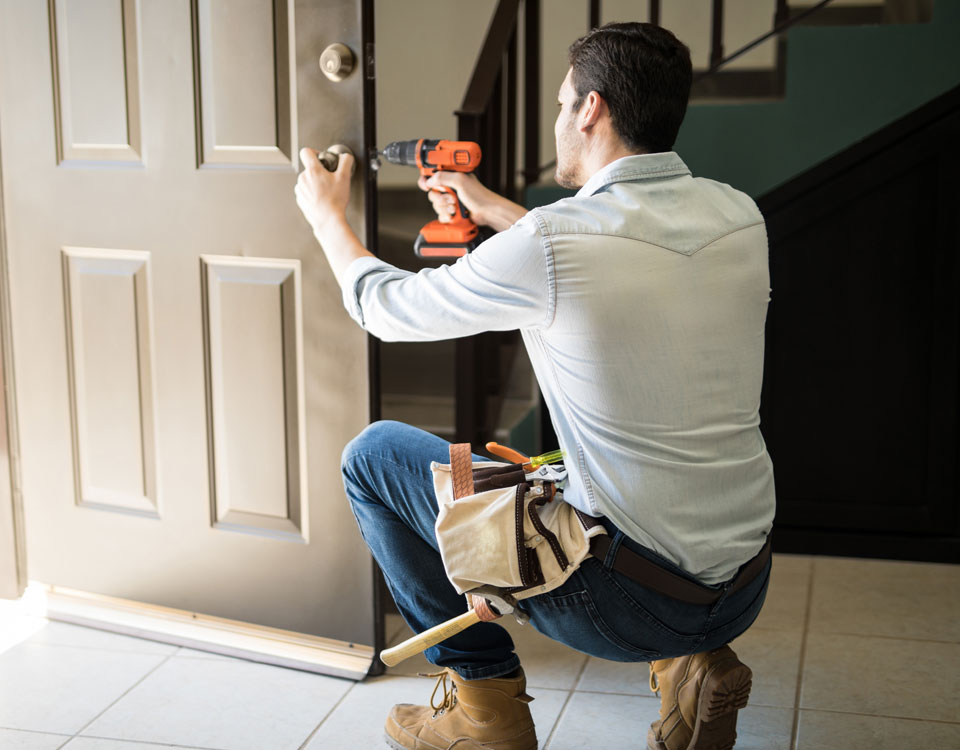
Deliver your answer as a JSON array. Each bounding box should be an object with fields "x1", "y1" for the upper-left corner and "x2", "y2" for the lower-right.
[{"x1": 380, "y1": 609, "x2": 482, "y2": 667}]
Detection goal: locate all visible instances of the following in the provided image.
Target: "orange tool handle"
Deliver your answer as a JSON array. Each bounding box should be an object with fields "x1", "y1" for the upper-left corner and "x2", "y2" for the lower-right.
[{"x1": 485, "y1": 442, "x2": 530, "y2": 466}]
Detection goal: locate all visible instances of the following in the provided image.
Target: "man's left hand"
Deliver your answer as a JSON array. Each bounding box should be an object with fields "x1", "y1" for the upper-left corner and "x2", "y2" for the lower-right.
[{"x1": 295, "y1": 147, "x2": 354, "y2": 236}]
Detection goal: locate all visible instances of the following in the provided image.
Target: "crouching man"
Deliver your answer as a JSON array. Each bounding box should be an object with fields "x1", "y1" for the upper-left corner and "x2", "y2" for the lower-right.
[{"x1": 295, "y1": 21, "x2": 775, "y2": 750}]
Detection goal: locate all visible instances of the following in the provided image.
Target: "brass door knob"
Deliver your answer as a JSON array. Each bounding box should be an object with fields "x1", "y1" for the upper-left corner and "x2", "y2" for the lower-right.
[{"x1": 319, "y1": 43, "x2": 355, "y2": 82}]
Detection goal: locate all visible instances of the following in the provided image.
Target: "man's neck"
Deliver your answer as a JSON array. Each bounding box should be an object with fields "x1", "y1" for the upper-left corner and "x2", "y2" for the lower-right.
[{"x1": 580, "y1": 137, "x2": 645, "y2": 186}]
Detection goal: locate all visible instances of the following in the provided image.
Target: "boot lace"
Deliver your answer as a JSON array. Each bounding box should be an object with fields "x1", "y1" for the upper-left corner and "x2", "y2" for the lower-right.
[
  {"x1": 649, "y1": 664, "x2": 659, "y2": 695},
  {"x1": 420, "y1": 670, "x2": 458, "y2": 717}
]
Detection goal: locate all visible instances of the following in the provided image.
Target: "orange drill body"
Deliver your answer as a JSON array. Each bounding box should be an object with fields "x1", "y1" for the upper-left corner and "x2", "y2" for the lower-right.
[{"x1": 380, "y1": 139, "x2": 489, "y2": 258}]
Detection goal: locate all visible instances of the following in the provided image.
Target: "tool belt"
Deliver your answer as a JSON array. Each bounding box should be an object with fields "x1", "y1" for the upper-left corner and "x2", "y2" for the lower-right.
[
  {"x1": 590, "y1": 532, "x2": 772, "y2": 605},
  {"x1": 432, "y1": 443, "x2": 607, "y2": 600},
  {"x1": 433, "y1": 442, "x2": 771, "y2": 606}
]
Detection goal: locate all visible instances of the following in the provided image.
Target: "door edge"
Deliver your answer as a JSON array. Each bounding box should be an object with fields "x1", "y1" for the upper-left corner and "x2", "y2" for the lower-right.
[{"x1": 0, "y1": 112, "x2": 27, "y2": 601}]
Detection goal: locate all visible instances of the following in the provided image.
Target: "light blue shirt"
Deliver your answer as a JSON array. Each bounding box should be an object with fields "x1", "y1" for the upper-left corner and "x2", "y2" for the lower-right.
[{"x1": 342, "y1": 152, "x2": 775, "y2": 584}]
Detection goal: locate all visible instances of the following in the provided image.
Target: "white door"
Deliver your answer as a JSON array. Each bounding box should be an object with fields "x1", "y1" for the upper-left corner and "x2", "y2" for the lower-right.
[{"x1": 0, "y1": 0, "x2": 379, "y2": 677}]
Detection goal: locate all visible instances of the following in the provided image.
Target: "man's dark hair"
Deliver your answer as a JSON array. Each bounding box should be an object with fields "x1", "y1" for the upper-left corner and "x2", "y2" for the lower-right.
[{"x1": 568, "y1": 22, "x2": 692, "y2": 153}]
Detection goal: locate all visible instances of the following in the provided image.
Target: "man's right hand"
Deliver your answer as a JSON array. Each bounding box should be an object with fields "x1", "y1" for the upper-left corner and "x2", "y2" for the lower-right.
[{"x1": 418, "y1": 171, "x2": 527, "y2": 233}]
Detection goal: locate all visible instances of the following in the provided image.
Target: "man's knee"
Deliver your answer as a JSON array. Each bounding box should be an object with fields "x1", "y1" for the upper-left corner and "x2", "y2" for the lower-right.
[{"x1": 340, "y1": 419, "x2": 411, "y2": 480}]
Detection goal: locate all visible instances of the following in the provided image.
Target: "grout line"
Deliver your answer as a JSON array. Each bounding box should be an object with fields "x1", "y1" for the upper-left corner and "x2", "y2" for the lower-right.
[
  {"x1": 63, "y1": 651, "x2": 203, "y2": 750},
  {"x1": 0, "y1": 726, "x2": 73, "y2": 738},
  {"x1": 795, "y1": 706, "x2": 960, "y2": 726},
  {"x1": 568, "y1": 686, "x2": 794, "y2": 709},
  {"x1": 541, "y1": 655, "x2": 590, "y2": 750},
  {"x1": 802, "y1": 629, "x2": 960, "y2": 645},
  {"x1": 296, "y1": 679, "x2": 358, "y2": 750},
  {"x1": 789, "y1": 557, "x2": 816, "y2": 750},
  {"x1": 72, "y1": 735, "x2": 228, "y2": 750},
  {"x1": 15, "y1": 640, "x2": 178, "y2": 657}
]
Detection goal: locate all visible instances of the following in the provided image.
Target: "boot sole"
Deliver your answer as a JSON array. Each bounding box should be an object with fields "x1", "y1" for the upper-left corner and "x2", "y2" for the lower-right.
[{"x1": 685, "y1": 657, "x2": 752, "y2": 750}]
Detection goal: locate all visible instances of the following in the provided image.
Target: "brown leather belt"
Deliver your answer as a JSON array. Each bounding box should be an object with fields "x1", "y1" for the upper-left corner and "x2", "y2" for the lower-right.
[{"x1": 589, "y1": 534, "x2": 771, "y2": 606}]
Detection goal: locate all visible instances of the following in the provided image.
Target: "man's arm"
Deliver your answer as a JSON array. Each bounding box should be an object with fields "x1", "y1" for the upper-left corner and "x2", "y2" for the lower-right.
[
  {"x1": 294, "y1": 147, "x2": 371, "y2": 286},
  {"x1": 294, "y1": 146, "x2": 527, "y2": 279},
  {"x1": 418, "y1": 171, "x2": 527, "y2": 233}
]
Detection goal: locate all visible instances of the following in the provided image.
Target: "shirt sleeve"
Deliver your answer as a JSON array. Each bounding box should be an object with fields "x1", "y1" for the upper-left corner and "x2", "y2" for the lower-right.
[{"x1": 339, "y1": 212, "x2": 552, "y2": 342}]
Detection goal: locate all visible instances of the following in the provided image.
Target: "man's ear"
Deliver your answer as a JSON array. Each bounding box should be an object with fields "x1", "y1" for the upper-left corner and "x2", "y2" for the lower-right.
[{"x1": 577, "y1": 90, "x2": 605, "y2": 132}]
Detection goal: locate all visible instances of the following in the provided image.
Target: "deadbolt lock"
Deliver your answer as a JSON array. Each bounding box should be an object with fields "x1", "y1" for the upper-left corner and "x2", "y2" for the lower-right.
[{"x1": 319, "y1": 43, "x2": 355, "y2": 82}]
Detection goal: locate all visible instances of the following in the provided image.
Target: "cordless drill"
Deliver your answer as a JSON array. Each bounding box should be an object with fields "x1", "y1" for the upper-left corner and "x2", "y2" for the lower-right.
[{"x1": 380, "y1": 139, "x2": 492, "y2": 258}]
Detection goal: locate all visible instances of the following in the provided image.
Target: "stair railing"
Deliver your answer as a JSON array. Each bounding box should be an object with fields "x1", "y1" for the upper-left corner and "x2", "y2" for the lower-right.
[{"x1": 453, "y1": 0, "x2": 532, "y2": 446}]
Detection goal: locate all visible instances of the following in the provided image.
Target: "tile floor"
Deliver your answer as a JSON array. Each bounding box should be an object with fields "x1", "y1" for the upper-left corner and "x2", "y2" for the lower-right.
[{"x1": 0, "y1": 554, "x2": 958, "y2": 750}]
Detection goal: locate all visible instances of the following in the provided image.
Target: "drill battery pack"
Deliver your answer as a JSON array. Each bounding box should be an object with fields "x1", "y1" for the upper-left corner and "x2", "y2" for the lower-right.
[{"x1": 414, "y1": 219, "x2": 494, "y2": 259}]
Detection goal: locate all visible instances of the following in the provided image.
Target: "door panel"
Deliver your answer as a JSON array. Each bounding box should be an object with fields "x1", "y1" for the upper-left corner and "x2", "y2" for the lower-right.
[
  {"x1": 0, "y1": 0, "x2": 377, "y2": 661},
  {"x1": 63, "y1": 247, "x2": 158, "y2": 517},
  {"x1": 51, "y1": 0, "x2": 143, "y2": 164}
]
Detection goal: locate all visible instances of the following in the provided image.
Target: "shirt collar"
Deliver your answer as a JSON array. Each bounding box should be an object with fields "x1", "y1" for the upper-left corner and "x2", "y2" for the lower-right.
[{"x1": 575, "y1": 151, "x2": 691, "y2": 197}]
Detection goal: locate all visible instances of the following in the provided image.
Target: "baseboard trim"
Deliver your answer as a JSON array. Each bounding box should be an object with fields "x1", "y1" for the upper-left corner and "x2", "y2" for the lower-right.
[{"x1": 39, "y1": 583, "x2": 375, "y2": 680}]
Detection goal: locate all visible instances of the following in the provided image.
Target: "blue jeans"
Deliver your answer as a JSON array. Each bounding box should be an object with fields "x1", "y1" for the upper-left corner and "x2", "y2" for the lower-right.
[{"x1": 342, "y1": 420, "x2": 770, "y2": 681}]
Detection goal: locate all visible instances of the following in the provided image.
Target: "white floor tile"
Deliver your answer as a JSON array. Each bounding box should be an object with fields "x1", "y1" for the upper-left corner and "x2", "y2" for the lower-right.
[
  {"x1": 544, "y1": 691, "x2": 656, "y2": 749},
  {"x1": 525, "y1": 686, "x2": 572, "y2": 749},
  {"x1": 173, "y1": 646, "x2": 245, "y2": 662},
  {"x1": 0, "y1": 614, "x2": 49, "y2": 658},
  {"x1": 546, "y1": 691, "x2": 792, "y2": 750},
  {"x1": 22, "y1": 621, "x2": 178, "y2": 656},
  {"x1": 306, "y1": 674, "x2": 569, "y2": 750},
  {"x1": 0, "y1": 727, "x2": 70, "y2": 750},
  {"x1": 752, "y1": 554, "x2": 812, "y2": 632},
  {"x1": 809, "y1": 556, "x2": 960, "y2": 642},
  {"x1": 503, "y1": 618, "x2": 590, "y2": 691},
  {"x1": 63, "y1": 738, "x2": 213, "y2": 750},
  {"x1": 0, "y1": 642, "x2": 169, "y2": 734},
  {"x1": 733, "y1": 706, "x2": 796, "y2": 750},
  {"x1": 302, "y1": 675, "x2": 412, "y2": 749},
  {"x1": 574, "y1": 628, "x2": 801, "y2": 709},
  {"x1": 801, "y1": 633, "x2": 960, "y2": 722},
  {"x1": 796, "y1": 709, "x2": 960, "y2": 749},
  {"x1": 729, "y1": 627, "x2": 803, "y2": 708},
  {"x1": 81, "y1": 654, "x2": 353, "y2": 750},
  {"x1": 572, "y1": 657, "x2": 650, "y2": 696}
]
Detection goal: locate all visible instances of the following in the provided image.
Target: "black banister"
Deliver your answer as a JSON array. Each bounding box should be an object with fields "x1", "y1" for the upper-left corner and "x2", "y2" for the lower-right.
[
  {"x1": 697, "y1": 0, "x2": 836, "y2": 81},
  {"x1": 457, "y1": 0, "x2": 521, "y2": 117},
  {"x1": 710, "y1": 0, "x2": 725, "y2": 68},
  {"x1": 649, "y1": 0, "x2": 660, "y2": 26},
  {"x1": 453, "y1": 0, "x2": 525, "y2": 445},
  {"x1": 589, "y1": 0, "x2": 600, "y2": 30},
  {"x1": 522, "y1": 0, "x2": 541, "y2": 187},
  {"x1": 774, "y1": 0, "x2": 789, "y2": 27}
]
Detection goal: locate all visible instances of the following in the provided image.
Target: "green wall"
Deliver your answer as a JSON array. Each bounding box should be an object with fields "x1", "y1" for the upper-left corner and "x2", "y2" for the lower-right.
[
  {"x1": 675, "y1": 0, "x2": 960, "y2": 198},
  {"x1": 527, "y1": 0, "x2": 960, "y2": 207}
]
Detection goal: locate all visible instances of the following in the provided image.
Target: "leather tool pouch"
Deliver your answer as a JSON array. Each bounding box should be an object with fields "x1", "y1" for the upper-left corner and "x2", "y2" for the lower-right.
[{"x1": 432, "y1": 443, "x2": 607, "y2": 600}]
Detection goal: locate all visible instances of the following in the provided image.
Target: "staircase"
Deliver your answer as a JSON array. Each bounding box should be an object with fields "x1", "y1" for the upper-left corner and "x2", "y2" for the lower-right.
[{"x1": 373, "y1": 0, "x2": 956, "y2": 455}]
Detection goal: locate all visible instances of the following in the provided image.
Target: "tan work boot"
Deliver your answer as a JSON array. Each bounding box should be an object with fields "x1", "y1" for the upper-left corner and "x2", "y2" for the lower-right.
[
  {"x1": 647, "y1": 645, "x2": 752, "y2": 750},
  {"x1": 384, "y1": 668, "x2": 537, "y2": 750}
]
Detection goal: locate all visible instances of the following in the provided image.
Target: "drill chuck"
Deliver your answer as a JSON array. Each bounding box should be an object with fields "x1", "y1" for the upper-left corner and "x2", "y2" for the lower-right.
[{"x1": 380, "y1": 139, "x2": 440, "y2": 168}]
